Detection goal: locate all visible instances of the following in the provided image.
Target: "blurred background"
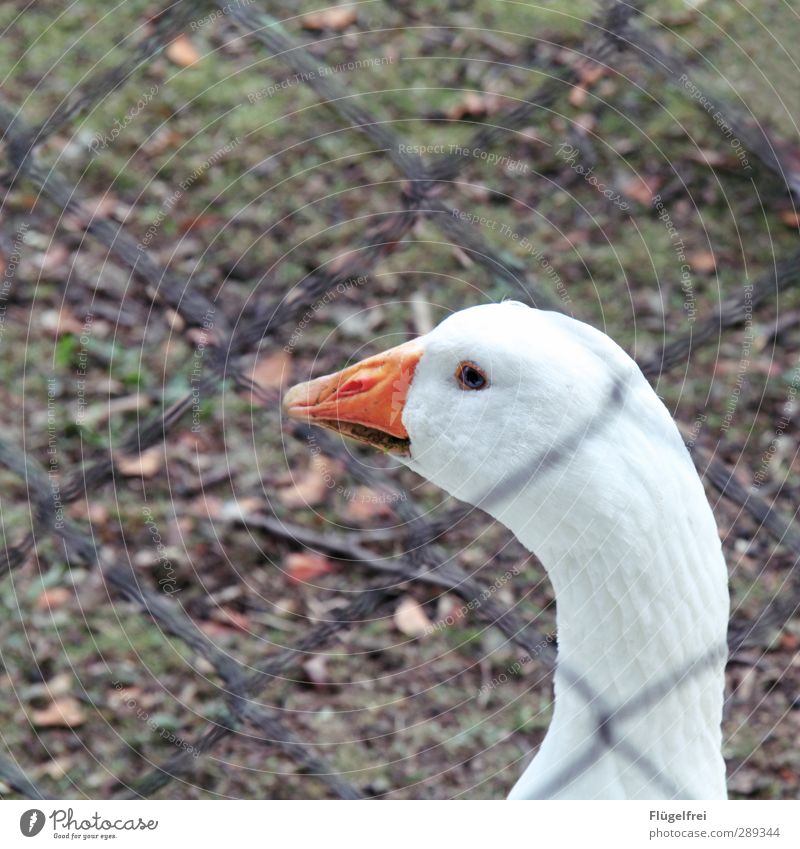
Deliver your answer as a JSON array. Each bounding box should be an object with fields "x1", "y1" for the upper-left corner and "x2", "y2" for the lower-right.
[{"x1": 0, "y1": 0, "x2": 798, "y2": 799}]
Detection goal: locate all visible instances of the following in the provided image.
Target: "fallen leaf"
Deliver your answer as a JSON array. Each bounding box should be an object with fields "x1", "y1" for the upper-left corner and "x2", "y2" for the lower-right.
[
  {"x1": 116, "y1": 446, "x2": 164, "y2": 478},
  {"x1": 142, "y1": 127, "x2": 182, "y2": 155},
  {"x1": 38, "y1": 243, "x2": 70, "y2": 276},
  {"x1": 573, "y1": 112, "x2": 596, "y2": 134},
  {"x1": 210, "y1": 607, "x2": 251, "y2": 632},
  {"x1": 780, "y1": 210, "x2": 800, "y2": 228},
  {"x1": 75, "y1": 194, "x2": 122, "y2": 226},
  {"x1": 39, "y1": 306, "x2": 85, "y2": 337},
  {"x1": 68, "y1": 500, "x2": 110, "y2": 525},
  {"x1": 579, "y1": 61, "x2": 606, "y2": 87},
  {"x1": 687, "y1": 148, "x2": 739, "y2": 169},
  {"x1": 166, "y1": 33, "x2": 201, "y2": 67},
  {"x1": 186, "y1": 325, "x2": 220, "y2": 347},
  {"x1": 447, "y1": 92, "x2": 498, "y2": 120},
  {"x1": 345, "y1": 486, "x2": 394, "y2": 523},
  {"x1": 107, "y1": 685, "x2": 143, "y2": 710},
  {"x1": 185, "y1": 495, "x2": 224, "y2": 524},
  {"x1": 42, "y1": 758, "x2": 73, "y2": 780},
  {"x1": 219, "y1": 496, "x2": 264, "y2": 522},
  {"x1": 79, "y1": 393, "x2": 150, "y2": 428},
  {"x1": 303, "y1": 654, "x2": 329, "y2": 685},
  {"x1": 436, "y1": 593, "x2": 467, "y2": 628},
  {"x1": 301, "y1": 7, "x2": 357, "y2": 31},
  {"x1": 277, "y1": 455, "x2": 332, "y2": 507},
  {"x1": 727, "y1": 767, "x2": 762, "y2": 796},
  {"x1": 689, "y1": 250, "x2": 717, "y2": 274},
  {"x1": 31, "y1": 697, "x2": 86, "y2": 728},
  {"x1": 274, "y1": 597, "x2": 300, "y2": 617},
  {"x1": 569, "y1": 61, "x2": 606, "y2": 107},
  {"x1": 245, "y1": 350, "x2": 292, "y2": 401},
  {"x1": 45, "y1": 673, "x2": 74, "y2": 697},
  {"x1": 620, "y1": 175, "x2": 662, "y2": 205},
  {"x1": 410, "y1": 291, "x2": 434, "y2": 335},
  {"x1": 394, "y1": 596, "x2": 432, "y2": 637},
  {"x1": 285, "y1": 552, "x2": 335, "y2": 584},
  {"x1": 178, "y1": 214, "x2": 224, "y2": 236},
  {"x1": 199, "y1": 621, "x2": 236, "y2": 639}
]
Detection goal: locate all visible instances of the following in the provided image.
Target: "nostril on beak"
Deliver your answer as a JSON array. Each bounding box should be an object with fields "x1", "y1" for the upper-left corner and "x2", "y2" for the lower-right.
[{"x1": 335, "y1": 379, "x2": 364, "y2": 398}]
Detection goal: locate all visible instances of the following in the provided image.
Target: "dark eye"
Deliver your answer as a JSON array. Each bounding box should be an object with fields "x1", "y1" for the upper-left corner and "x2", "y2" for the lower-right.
[{"x1": 455, "y1": 361, "x2": 488, "y2": 391}]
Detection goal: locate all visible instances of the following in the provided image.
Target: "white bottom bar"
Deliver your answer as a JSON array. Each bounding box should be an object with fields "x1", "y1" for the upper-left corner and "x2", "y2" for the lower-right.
[{"x1": 2, "y1": 800, "x2": 798, "y2": 848}]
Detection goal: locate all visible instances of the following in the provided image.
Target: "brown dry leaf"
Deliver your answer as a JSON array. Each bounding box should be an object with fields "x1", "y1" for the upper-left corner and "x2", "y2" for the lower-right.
[
  {"x1": 447, "y1": 92, "x2": 497, "y2": 120},
  {"x1": 780, "y1": 210, "x2": 800, "y2": 228},
  {"x1": 39, "y1": 306, "x2": 85, "y2": 337},
  {"x1": 274, "y1": 596, "x2": 300, "y2": 617},
  {"x1": 46, "y1": 673, "x2": 75, "y2": 697},
  {"x1": 578, "y1": 60, "x2": 606, "y2": 87},
  {"x1": 187, "y1": 494, "x2": 224, "y2": 521},
  {"x1": 107, "y1": 685, "x2": 143, "y2": 710},
  {"x1": 186, "y1": 324, "x2": 221, "y2": 348},
  {"x1": 246, "y1": 350, "x2": 292, "y2": 399},
  {"x1": 42, "y1": 757, "x2": 73, "y2": 780},
  {"x1": 142, "y1": 127, "x2": 182, "y2": 155},
  {"x1": 68, "y1": 500, "x2": 110, "y2": 525},
  {"x1": 436, "y1": 593, "x2": 466, "y2": 628},
  {"x1": 449, "y1": 244, "x2": 474, "y2": 268},
  {"x1": 177, "y1": 214, "x2": 224, "y2": 236},
  {"x1": 552, "y1": 229, "x2": 591, "y2": 252},
  {"x1": 569, "y1": 85, "x2": 589, "y2": 108},
  {"x1": 116, "y1": 446, "x2": 164, "y2": 478},
  {"x1": 621, "y1": 175, "x2": 662, "y2": 205},
  {"x1": 34, "y1": 587, "x2": 72, "y2": 611},
  {"x1": 219, "y1": 496, "x2": 264, "y2": 522},
  {"x1": 80, "y1": 393, "x2": 150, "y2": 428},
  {"x1": 394, "y1": 596, "x2": 432, "y2": 637},
  {"x1": 303, "y1": 654, "x2": 329, "y2": 685},
  {"x1": 199, "y1": 621, "x2": 234, "y2": 639},
  {"x1": 410, "y1": 291, "x2": 434, "y2": 335},
  {"x1": 38, "y1": 243, "x2": 70, "y2": 276},
  {"x1": 689, "y1": 250, "x2": 717, "y2": 274},
  {"x1": 727, "y1": 767, "x2": 762, "y2": 796},
  {"x1": 345, "y1": 486, "x2": 394, "y2": 523},
  {"x1": 211, "y1": 607, "x2": 251, "y2": 632},
  {"x1": 687, "y1": 149, "x2": 738, "y2": 168},
  {"x1": 31, "y1": 696, "x2": 86, "y2": 728},
  {"x1": 277, "y1": 455, "x2": 332, "y2": 507},
  {"x1": 166, "y1": 33, "x2": 201, "y2": 67},
  {"x1": 285, "y1": 552, "x2": 335, "y2": 584},
  {"x1": 569, "y1": 61, "x2": 606, "y2": 106},
  {"x1": 301, "y1": 7, "x2": 357, "y2": 31},
  {"x1": 573, "y1": 112, "x2": 596, "y2": 134},
  {"x1": 70, "y1": 194, "x2": 121, "y2": 227}
]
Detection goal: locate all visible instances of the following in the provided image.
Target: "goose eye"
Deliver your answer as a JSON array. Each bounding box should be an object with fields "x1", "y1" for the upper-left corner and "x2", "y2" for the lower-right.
[{"x1": 456, "y1": 361, "x2": 488, "y2": 390}]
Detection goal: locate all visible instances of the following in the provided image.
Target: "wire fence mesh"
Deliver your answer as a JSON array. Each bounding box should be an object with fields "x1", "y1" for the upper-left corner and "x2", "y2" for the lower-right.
[{"x1": 0, "y1": 0, "x2": 798, "y2": 799}]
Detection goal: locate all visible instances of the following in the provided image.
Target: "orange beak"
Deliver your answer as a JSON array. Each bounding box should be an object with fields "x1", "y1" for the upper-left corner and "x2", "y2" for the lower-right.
[{"x1": 283, "y1": 339, "x2": 424, "y2": 454}]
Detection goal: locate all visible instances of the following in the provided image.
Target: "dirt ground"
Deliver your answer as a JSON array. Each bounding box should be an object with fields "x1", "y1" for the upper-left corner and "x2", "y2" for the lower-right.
[{"x1": 0, "y1": 1, "x2": 798, "y2": 799}]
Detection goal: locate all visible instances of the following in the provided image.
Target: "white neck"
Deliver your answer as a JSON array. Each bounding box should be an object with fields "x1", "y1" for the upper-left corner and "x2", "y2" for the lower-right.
[{"x1": 497, "y1": 402, "x2": 729, "y2": 799}]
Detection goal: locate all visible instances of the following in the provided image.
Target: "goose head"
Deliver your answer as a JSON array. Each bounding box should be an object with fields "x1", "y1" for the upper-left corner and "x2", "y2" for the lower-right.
[{"x1": 283, "y1": 301, "x2": 661, "y2": 540}]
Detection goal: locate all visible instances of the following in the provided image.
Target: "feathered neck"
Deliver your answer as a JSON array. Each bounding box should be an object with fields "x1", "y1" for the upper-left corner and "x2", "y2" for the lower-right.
[{"x1": 490, "y1": 384, "x2": 729, "y2": 799}]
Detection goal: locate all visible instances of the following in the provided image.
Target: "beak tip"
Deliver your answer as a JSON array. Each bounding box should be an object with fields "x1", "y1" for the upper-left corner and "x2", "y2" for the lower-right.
[{"x1": 282, "y1": 382, "x2": 310, "y2": 419}]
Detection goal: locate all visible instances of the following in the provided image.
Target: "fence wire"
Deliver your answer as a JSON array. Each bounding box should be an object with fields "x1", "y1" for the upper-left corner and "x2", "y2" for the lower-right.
[{"x1": 0, "y1": 0, "x2": 798, "y2": 799}]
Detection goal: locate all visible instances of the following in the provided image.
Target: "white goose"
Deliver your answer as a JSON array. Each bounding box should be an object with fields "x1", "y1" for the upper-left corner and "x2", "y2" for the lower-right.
[{"x1": 284, "y1": 301, "x2": 729, "y2": 799}]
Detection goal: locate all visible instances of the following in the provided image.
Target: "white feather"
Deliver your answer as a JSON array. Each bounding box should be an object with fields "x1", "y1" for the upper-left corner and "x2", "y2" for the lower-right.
[{"x1": 400, "y1": 303, "x2": 728, "y2": 799}]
